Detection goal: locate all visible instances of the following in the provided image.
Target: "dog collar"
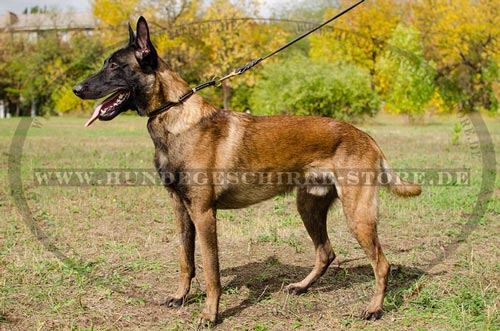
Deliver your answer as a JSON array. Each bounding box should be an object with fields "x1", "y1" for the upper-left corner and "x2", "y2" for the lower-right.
[{"x1": 148, "y1": 80, "x2": 217, "y2": 119}]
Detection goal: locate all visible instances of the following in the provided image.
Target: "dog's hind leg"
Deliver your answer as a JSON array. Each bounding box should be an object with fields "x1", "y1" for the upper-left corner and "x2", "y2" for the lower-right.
[
  {"x1": 341, "y1": 185, "x2": 389, "y2": 320},
  {"x1": 161, "y1": 193, "x2": 196, "y2": 308},
  {"x1": 285, "y1": 187, "x2": 337, "y2": 294}
]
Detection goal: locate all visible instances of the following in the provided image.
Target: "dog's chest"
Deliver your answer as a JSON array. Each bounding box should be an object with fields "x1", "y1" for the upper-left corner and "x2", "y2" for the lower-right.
[
  {"x1": 153, "y1": 147, "x2": 190, "y2": 191},
  {"x1": 153, "y1": 149, "x2": 177, "y2": 190},
  {"x1": 154, "y1": 149, "x2": 169, "y2": 172}
]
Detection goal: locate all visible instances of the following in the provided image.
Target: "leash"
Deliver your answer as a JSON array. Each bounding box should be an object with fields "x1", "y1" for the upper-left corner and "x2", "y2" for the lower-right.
[{"x1": 148, "y1": 0, "x2": 365, "y2": 119}]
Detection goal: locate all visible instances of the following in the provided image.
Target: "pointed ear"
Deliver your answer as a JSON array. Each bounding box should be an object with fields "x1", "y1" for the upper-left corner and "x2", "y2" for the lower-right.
[
  {"x1": 134, "y1": 16, "x2": 158, "y2": 68},
  {"x1": 128, "y1": 23, "x2": 135, "y2": 46}
]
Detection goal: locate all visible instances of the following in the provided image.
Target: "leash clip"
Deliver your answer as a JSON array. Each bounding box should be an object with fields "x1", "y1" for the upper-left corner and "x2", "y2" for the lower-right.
[{"x1": 212, "y1": 76, "x2": 223, "y2": 87}]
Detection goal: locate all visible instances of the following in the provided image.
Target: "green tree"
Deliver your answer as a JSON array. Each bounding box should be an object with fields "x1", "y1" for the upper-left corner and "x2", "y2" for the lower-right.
[
  {"x1": 377, "y1": 24, "x2": 435, "y2": 119},
  {"x1": 2, "y1": 33, "x2": 64, "y2": 116},
  {"x1": 0, "y1": 24, "x2": 105, "y2": 116},
  {"x1": 51, "y1": 35, "x2": 105, "y2": 114},
  {"x1": 249, "y1": 56, "x2": 379, "y2": 120}
]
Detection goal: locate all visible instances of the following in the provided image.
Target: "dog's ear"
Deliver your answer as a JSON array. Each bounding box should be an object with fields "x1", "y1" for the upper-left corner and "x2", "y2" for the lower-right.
[
  {"x1": 128, "y1": 23, "x2": 135, "y2": 46},
  {"x1": 134, "y1": 16, "x2": 158, "y2": 69}
]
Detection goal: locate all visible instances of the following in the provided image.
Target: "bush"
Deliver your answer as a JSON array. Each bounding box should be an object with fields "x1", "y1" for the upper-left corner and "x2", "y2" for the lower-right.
[{"x1": 249, "y1": 56, "x2": 380, "y2": 120}]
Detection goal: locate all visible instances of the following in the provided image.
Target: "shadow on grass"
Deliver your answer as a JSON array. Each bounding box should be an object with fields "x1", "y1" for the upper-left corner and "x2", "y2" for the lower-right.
[{"x1": 218, "y1": 256, "x2": 425, "y2": 321}]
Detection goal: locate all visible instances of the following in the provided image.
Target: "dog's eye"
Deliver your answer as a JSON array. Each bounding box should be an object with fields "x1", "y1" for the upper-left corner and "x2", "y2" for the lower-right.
[{"x1": 109, "y1": 62, "x2": 119, "y2": 70}]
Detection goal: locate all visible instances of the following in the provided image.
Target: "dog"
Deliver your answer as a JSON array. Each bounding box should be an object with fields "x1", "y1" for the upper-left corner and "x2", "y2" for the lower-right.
[{"x1": 73, "y1": 17, "x2": 421, "y2": 326}]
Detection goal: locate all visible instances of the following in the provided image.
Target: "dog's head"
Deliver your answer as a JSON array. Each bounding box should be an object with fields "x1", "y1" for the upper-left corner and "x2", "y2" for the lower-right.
[{"x1": 73, "y1": 17, "x2": 159, "y2": 127}]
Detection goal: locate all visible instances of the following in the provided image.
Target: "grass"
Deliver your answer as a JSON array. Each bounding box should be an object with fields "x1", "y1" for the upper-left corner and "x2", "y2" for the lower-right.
[{"x1": 1, "y1": 114, "x2": 499, "y2": 330}]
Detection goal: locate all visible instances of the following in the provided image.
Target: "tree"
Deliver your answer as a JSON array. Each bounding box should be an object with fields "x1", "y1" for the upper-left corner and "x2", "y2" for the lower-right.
[
  {"x1": 199, "y1": 0, "x2": 287, "y2": 110},
  {"x1": 2, "y1": 33, "x2": 64, "y2": 116},
  {"x1": 377, "y1": 24, "x2": 435, "y2": 119},
  {"x1": 51, "y1": 35, "x2": 105, "y2": 114},
  {"x1": 0, "y1": 36, "x2": 22, "y2": 116},
  {"x1": 23, "y1": 5, "x2": 49, "y2": 14},
  {"x1": 91, "y1": 0, "x2": 138, "y2": 44},
  {"x1": 92, "y1": 0, "x2": 208, "y2": 78},
  {"x1": 150, "y1": 0, "x2": 207, "y2": 83},
  {"x1": 414, "y1": 0, "x2": 500, "y2": 113},
  {"x1": 0, "y1": 17, "x2": 105, "y2": 116},
  {"x1": 309, "y1": 0, "x2": 407, "y2": 91},
  {"x1": 249, "y1": 56, "x2": 380, "y2": 120}
]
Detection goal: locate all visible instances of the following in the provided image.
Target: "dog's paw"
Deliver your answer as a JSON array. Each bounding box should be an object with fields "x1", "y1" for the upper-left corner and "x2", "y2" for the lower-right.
[
  {"x1": 160, "y1": 296, "x2": 185, "y2": 308},
  {"x1": 197, "y1": 312, "x2": 217, "y2": 329},
  {"x1": 361, "y1": 307, "x2": 383, "y2": 320},
  {"x1": 284, "y1": 283, "x2": 308, "y2": 295}
]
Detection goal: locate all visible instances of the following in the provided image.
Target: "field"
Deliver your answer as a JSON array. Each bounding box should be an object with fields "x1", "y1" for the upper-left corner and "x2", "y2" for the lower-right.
[{"x1": 1, "y1": 114, "x2": 499, "y2": 330}]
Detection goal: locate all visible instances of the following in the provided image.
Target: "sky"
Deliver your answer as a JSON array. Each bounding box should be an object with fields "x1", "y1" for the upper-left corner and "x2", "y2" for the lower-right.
[{"x1": 0, "y1": 0, "x2": 91, "y2": 14}]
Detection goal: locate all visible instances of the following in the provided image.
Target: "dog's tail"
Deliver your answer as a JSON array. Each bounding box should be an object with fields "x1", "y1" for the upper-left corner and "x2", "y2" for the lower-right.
[{"x1": 380, "y1": 157, "x2": 421, "y2": 197}]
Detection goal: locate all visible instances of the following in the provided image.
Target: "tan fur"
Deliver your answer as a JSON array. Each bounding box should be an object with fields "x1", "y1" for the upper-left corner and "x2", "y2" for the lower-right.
[{"x1": 146, "y1": 59, "x2": 421, "y2": 325}]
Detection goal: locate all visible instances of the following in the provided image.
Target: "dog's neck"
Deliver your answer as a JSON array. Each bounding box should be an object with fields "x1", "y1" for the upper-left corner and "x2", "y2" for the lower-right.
[{"x1": 147, "y1": 62, "x2": 218, "y2": 135}]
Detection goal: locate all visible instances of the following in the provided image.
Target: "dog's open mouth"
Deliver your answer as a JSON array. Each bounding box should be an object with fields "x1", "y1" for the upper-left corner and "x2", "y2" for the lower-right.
[{"x1": 85, "y1": 90, "x2": 131, "y2": 127}]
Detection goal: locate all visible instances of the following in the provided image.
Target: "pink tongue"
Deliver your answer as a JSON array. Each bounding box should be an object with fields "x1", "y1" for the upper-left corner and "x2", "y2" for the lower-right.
[{"x1": 84, "y1": 104, "x2": 103, "y2": 128}]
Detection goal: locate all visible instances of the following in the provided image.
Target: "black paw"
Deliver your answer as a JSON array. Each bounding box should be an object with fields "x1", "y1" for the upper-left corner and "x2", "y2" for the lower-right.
[
  {"x1": 160, "y1": 296, "x2": 184, "y2": 307},
  {"x1": 284, "y1": 284, "x2": 308, "y2": 295},
  {"x1": 361, "y1": 308, "x2": 383, "y2": 320}
]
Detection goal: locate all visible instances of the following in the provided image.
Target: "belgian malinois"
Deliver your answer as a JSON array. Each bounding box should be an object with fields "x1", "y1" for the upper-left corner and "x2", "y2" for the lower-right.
[{"x1": 74, "y1": 17, "x2": 421, "y2": 326}]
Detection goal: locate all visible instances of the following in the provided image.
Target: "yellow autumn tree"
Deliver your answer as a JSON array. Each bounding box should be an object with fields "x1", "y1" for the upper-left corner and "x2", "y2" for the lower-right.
[
  {"x1": 199, "y1": 0, "x2": 288, "y2": 110},
  {"x1": 91, "y1": 0, "x2": 139, "y2": 46},
  {"x1": 309, "y1": 0, "x2": 407, "y2": 91},
  {"x1": 413, "y1": 0, "x2": 500, "y2": 113},
  {"x1": 91, "y1": 0, "x2": 202, "y2": 48},
  {"x1": 151, "y1": 0, "x2": 208, "y2": 83}
]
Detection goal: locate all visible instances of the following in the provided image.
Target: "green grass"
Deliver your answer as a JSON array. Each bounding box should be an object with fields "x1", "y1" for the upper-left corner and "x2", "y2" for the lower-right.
[{"x1": 1, "y1": 114, "x2": 499, "y2": 330}]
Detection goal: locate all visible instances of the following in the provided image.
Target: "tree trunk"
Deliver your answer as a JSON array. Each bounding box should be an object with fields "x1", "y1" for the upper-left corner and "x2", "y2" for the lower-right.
[
  {"x1": 370, "y1": 49, "x2": 377, "y2": 91},
  {"x1": 31, "y1": 95, "x2": 36, "y2": 117},
  {"x1": 0, "y1": 100, "x2": 4, "y2": 119}
]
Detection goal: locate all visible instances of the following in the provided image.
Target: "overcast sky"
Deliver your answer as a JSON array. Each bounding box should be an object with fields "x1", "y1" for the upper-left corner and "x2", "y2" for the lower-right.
[
  {"x1": 0, "y1": 0, "x2": 90, "y2": 14},
  {"x1": 0, "y1": 0, "x2": 287, "y2": 15}
]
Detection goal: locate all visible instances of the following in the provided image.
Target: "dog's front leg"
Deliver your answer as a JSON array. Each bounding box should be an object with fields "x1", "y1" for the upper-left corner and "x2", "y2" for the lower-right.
[
  {"x1": 188, "y1": 202, "x2": 221, "y2": 327},
  {"x1": 162, "y1": 193, "x2": 196, "y2": 307}
]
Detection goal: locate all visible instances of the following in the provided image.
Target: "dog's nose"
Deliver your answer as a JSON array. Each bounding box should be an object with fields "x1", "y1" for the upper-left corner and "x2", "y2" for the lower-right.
[{"x1": 73, "y1": 84, "x2": 85, "y2": 97}]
